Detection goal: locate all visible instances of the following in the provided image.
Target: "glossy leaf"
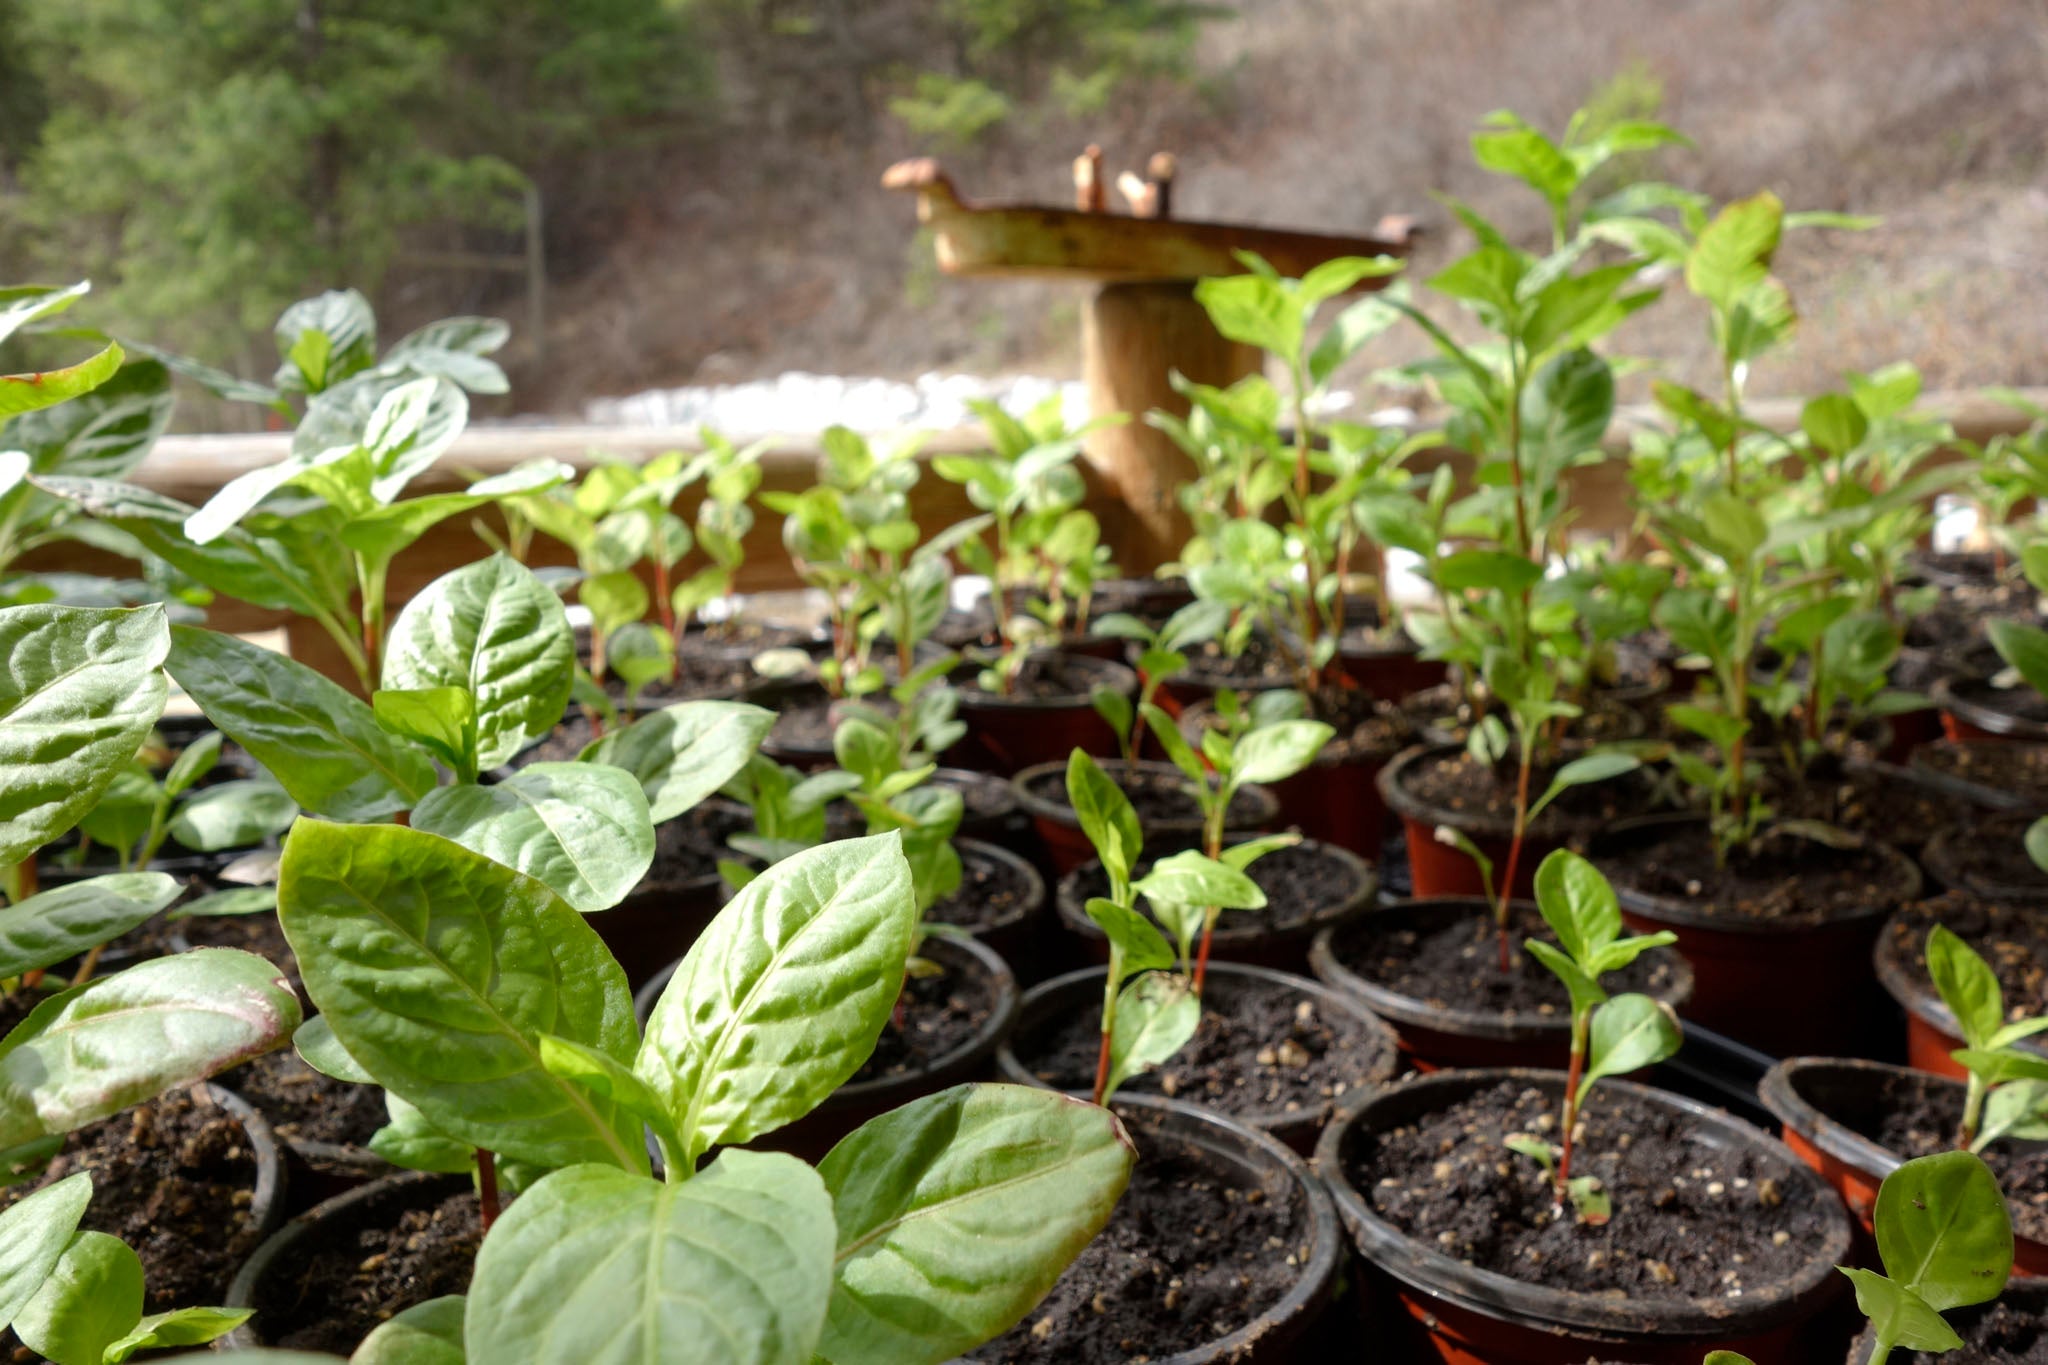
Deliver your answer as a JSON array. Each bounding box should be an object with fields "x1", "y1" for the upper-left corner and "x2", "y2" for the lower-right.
[
  {"x1": 1065, "y1": 751, "x2": 1141, "y2": 896},
  {"x1": 1083, "y1": 897, "x2": 1175, "y2": 976},
  {"x1": 1133, "y1": 850, "x2": 1266, "y2": 915},
  {"x1": 368, "y1": 1093, "x2": 475, "y2": 1174},
  {"x1": 104, "y1": 1306, "x2": 253, "y2": 1362},
  {"x1": 351, "y1": 1296, "x2": 465, "y2": 1365},
  {"x1": 1531, "y1": 848, "x2": 1619, "y2": 964},
  {"x1": 165, "y1": 627, "x2": 434, "y2": 821},
  {"x1": 371, "y1": 688, "x2": 476, "y2": 776},
  {"x1": 537, "y1": 1033, "x2": 682, "y2": 1167},
  {"x1": 1989, "y1": 618, "x2": 2048, "y2": 701},
  {"x1": 464, "y1": 1153, "x2": 835, "y2": 1365},
  {"x1": 1840, "y1": 1267, "x2": 1963, "y2": 1354},
  {"x1": 411, "y1": 762, "x2": 654, "y2": 914},
  {"x1": 0, "y1": 604, "x2": 169, "y2": 864},
  {"x1": 0, "y1": 343, "x2": 123, "y2": 419},
  {"x1": 1580, "y1": 993, "x2": 1682, "y2": 1090},
  {"x1": 817, "y1": 1083, "x2": 1135, "y2": 1364},
  {"x1": 382, "y1": 555, "x2": 575, "y2": 770},
  {"x1": 0, "y1": 1171, "x2": 92, "y2": 1335},
  {"x1": 292, "y1": 1015, "x2": 373, "y2": 1085},
  {"x1": 277, "y1": 820, "x2": 642, "y2": 1171},
  {"x1": 1926, "y1": 925, "x2": 2004, "y2": 1051},
  {"x1": 0, "y1": 950, "x2": 299, "y2": 1160},
  {"x1": 0, "y1": 873, "x2": 180, "y2": 979},
  {"x1": 1105, "y1": 973, "x2": 1199, "y2": 1101},
  {"x1": 637, "y1": 834, "x2": 914, "y2": 1164},
  {"x1": 582, "y1": 700, "x2": 775, "y2": 824},
  {"x1": 166, "y1": 778, "x2": 297, "y2": 853},
  {"x1": 12, "y1": 1230, "x2": 142, "y2": 1365},
  {"x1": 1231, "y1": 720, "x2": 1333, "y2": 786}
]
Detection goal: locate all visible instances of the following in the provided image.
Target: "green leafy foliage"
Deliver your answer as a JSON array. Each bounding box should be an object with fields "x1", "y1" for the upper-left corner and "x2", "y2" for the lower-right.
[{"x1": 1839, "y1": 1151, "x2": 2013, "y2": 1360}]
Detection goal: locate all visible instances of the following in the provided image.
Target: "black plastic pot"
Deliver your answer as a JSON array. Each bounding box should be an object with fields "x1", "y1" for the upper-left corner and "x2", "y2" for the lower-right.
[
  {"x1": 633, "y1": 932, "x2": 1018, "y2": 1163},
  {"x1": 1308, "y1": 898, "x2": 1694, "y2": 1072},
  {"x1": 1918, "y1": 809, "x2": 2048, "y2": 900},
  {"x1": 933, "y1": 766, "x2": 1026, "y2": 848},
  {"x1": 1874, "y1": 897, "x2": 2048, "y2": 1080},
  {"x1": 947, "y1": 650, "x2": 1138, "y2": 776},
  {"x1": 1400, "y1": 684, "x2": 1651, "y2": 752},
  {"x1": 1843, "y1": 1279, "x2": 2048, "y2": 1362},
  {"x1": 1933, "y1": 674, "x2": 2048, "y2": 743},
  {"x1": 933, "y1": 838, "x2": 1048, "y2": 982},
  {"x1": 1599, "y1": 813, "x2": 1920, "y2": 1057},
  {"x1": 994, "y1": 962, "x2": 1398, "y2": 1154},
  {"x1": 1055, "y1": 837, "x2": 1376, "y2": 976},
  {"x1": 1317, "y1": 1067, "x2": 1853, "y2": 1364},
  {"x1": 223, "y1": 1168, "x2": 471, "y2": 1350},
  {"x1": 964, "y1": 1091, "x2": 1343, "y2": 1364},
  {"x1": 1908, "y1": 738, "x2": 2048, "y2": 811},
  {"x1": 1009, "y1": 758, "x2": 1280, "y2": 875}
]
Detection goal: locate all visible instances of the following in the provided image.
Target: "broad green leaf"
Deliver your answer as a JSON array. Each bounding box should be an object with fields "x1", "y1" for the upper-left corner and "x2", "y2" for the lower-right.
[
  {"x1": 1926, "y1": 925, "x2": 2004, "y2": 1052},
  {"x1": 1520, "y1": 348, "x2": 1614, "y2": 465},
  {"x1": 537, "y1": 1033, "x2": 682, "y2": 1164},
  {"x1": 1839, "y1": 1268, "x2": 1963, "y2": 1354},
  {"x1": 165, "y1": 627, "x2": 434, "y2": 821},
  {"x1": 1139, "y1": 702, "x2": 1206, "y2": 786},
  {"x1": 0, "y1": 283, "x2": 91, "y2": 350},
  {"x1": 0, "y1": 1171, "x2": 92, "y2": 1334},
  {"x1": 465, "y1": 1153, "x2": 835, "y2": 1365},
  {"x1": 1580, "y1": 993, "x2": 1682, "y2": 1090},
  {"x1": 636, "y1": 834, "x2": 915, "y2": 1165},
  {"x1": 1704, "y1": 1354, "x2": 1757, "y2": 1365},
  {"x1": 1700, "y1": 491, "x2": 1768, "y2": 561},
  {"x1": 351, "y1": 1296, "x2": 465, "y2": 1365},
  {"x1": 161, "y1": 730, "x2": 221, "y2": 798},
  {"x1": 1432, "y1": 549, "x2": 1545, "y2": 594},
  {"x1": 76, "y1": 766, "x2": 156, "y2": 861},
  {"x1": 166, "y1": 778, "x2": 297, "y2": 853},
  {"x1": 1524, "y1": 939, "x2": 1605, "y2": 1017},
  {"x1": 1988, "y1": 618, "x2": 2048, "y2": 700},
  {"x1": 4, "y1": 357, "x2": 173, "y2": 484},
  {"x1": 1192, "y1": 274, "x2": 1301, "y2": 362},
  {"x1": 1065, "y1": 751, "x2": 1141, "y2": 894},
  {"x1": 1686, "y1": 191, "x2": 1784, "y2": 310},
  {"x1": 1979, "y1": 1080, "x2": 2048, "y2": 1148},
  {"x1": 1473, "y1": 118, "x2": 1576, "y2": 207},
  {"x1": 1528, "y1": 750, "x2": 1639, "y2": 821},
  {"x1": 0, "y1": 873, "x2": 180, "y2": 979},
  {"x1": 292, "y1": 1015, "x2": 373, "y2": 1085},
  {"x1": 582, "y1": 701, "x2": 775, "y2": 824},
  {"x1": 277, "y1": 820, "x2": 642, "y2": 1171},
  {"x1": 1134, "y1": 850, "x2": 1266, "y2": 915},
  {"x1": 0, "y1": 950, "x2": 299, "y2": 1160},
  {"x1": 411, "y1": 762, "x2": 654, "y2": 914},
  {"x1": 1531, "y1": 849, "x2": 1620, "y2": 964},
  {"x1": 12, "y1": 1230, "x2": 142, "y2": 1365},
  {"x1": 1801, "y1": 392, "x2": 1869, "y2": 456},
  {"x1": 382, "y1": 555, "x2": 575, "y2": 769},
  {"x1": 0, "y1": 604, "x2": 169, "y2": 864},
  {"x1": 818, "y1": 1084, "x2": 1135, "y2": 1364},
  {"x1": 1231, "y1": 719, "x2": 1333, "y2": 785},
  {"x1": 168, "y1": 886, "x2": 277, "y2": 919},
  {"x1": 1083, "y1": 897, "x2": 1176, "y2": 976},
  {"x1": 1951, "y1": 1049, "x2": 2048, "y2": 1086},
  {"x1": 581, "y1": 571, "x2": 649, "y2": 638},
  {"x1": 368, "y1": 1093, "x2": 476, "y2": 1174},
  {"x1": 104, "y1": 1305, "x2": 253, "y2": 1362},
  {"x1": 1218, "y1": 832, "x2": 1301, "y2": 873},
  {"x1": 371, "y1": 688, "x2": 476, "y2": 776},
  {"x1": 1105, "y1": 973, "x2": 1200, "y2": 1100},
  {"x1": 0, "y1": 343, "x2": 123, "y2": 419}
]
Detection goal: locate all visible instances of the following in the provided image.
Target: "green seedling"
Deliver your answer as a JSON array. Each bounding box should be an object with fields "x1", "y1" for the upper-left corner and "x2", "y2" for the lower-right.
[
  {"x1": 1840, "y1": 1150, "x2": 2013, "y2": 1363},
  {"x1": 70, "y1": 729, "x2": 295, "y2": 879},
  {"x1": 1087, "y1": 601, "x2": 1228, "y2": 764},
  {"x1": 1507, "y1": 850, "x2": 1681, "y2": 1223},
  {"x1": 1924, "y1": 924, "x2": 2048, "y2": 1152}
]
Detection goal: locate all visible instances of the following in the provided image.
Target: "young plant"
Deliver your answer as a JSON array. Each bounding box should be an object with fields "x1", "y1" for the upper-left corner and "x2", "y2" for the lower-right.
[
  {"x1": 68, "y1": 730, "x2": 295, "y2": 876},
  {"x1": 1924, "y1": 924, "x2": 2048, "y2": 1152},
  {"x1": 1087, "y1": 600, "x2": 1228, "y2": 764},
  {"x1": 1507, "y1": 850, "x2": 1682, "y2": 1223},
  {"x1": 667, "y1": 430, "x2": 769, "y2": 641},
  {"x1": 1839, "y1": 1150, "x2": 2014, "y2": 1364},
  {"x1": 1139, "y1": 689, "x2": 1327, "y2": 989}
]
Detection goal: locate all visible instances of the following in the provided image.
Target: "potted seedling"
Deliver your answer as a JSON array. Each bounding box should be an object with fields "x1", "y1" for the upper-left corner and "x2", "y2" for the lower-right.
[
  {"x1": 59, "y1": 730, "x2": 295, "y2": 883},
  {"x1": 1839, "y1": 1151, "x2": 2017, "y2": 1365}
]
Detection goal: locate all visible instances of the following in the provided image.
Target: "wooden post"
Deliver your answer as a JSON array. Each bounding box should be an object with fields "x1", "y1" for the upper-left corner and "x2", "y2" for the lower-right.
[{"x1": 1081, "y1": 281, "x2": 1262, "y2": 573}]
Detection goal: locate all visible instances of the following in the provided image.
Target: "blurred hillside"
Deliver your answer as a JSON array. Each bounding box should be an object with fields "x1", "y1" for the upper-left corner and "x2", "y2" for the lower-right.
[{"x1": 6, "y1": 0, "x2": 2044, "y2": 425}]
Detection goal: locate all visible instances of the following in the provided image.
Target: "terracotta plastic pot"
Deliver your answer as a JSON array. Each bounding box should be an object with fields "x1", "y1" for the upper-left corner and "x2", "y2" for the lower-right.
[
  {"x1": 633, "y1": 932, "x2": 1018, "y2": 1163},
  {"x1": 1055, "y1": 837, "x2": 1377, "y2": 976},
  {"x1": 743, "y1": 675, "x2": 845, "y2": 769},
  {"x1": 995, "y1": 962, "x2": 1398, "y2": 1154},
  {"x1": 1932, "y1": 675, "x2": 2048, "y2": 743},
  {"x1": 1599, "y1": 814, "x2": 1921, "y2": 1057},
  {"x1": 1009, "y1": 758, "x2": 1280, "y2": 875},
  {"x1": 1873, "y1": 901, "x2": 2048, "y2": 1080},
  {"x1": 1917, "y1": 811, "x2": 2048, "y2": 901},
  {"x1": 1318, "y1": 1068, "x2": 1854, "y2": 1364},
  {"x1": 1907, "y1": 739, "x2": 2047, "y2": 811},
  {"x1": 1091, "y1": 576, "x2": 1197, "y2": 623},
  {"x1": 1377, "y1": 742, "x2": 1583, "y2": 902},
  {"x1": 948, "y1": 651, "x2": 1137, "y2": 776},
  {"x1": 1336, "y1": 630, "x2": 1448, "y2": 703},
  {"x1": 1760, "y1": 1056, "x2": 2048, "y2": 1276},
  {"x1": 1309, "y1": 898, "x2": 1694, "y2": 1072},
  {"x1": 1843, "y1": 1279, "x2": 2048, "y2": 1362},
  {"x1": 224, "y1": 1169, "x2": 470, "y2": 1350}
]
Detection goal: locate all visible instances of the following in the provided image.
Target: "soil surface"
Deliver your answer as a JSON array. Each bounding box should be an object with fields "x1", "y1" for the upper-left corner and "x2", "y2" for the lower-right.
[
  {"x1": 612, "y1": 650, "x2": 753, "y2": 705},
  {"x1": 1180, "y1": 685, "x2": 1406, "y2": 764},
  {"x1": 849, "y1": 948, "x2": 995, "y2": 1083},
  {"x1": 1402, "y1": 749, "x2": 1664, "y2": 839},
  {"x1": 962, "y1": 1121, "x2": 1306, "y2": 1363},
  {"x1": 1019, "y1": 762, "x2": 1267, "y2": 830},
  {"x1": 641, "y1": 801, "x2": 753, "y2": 889},
  {"x1": 1949, "y1": 675, "x2": 2048, "y2": 727},
  {"x1": 936, "y1": 769, "x2": 1015, "y2": 821},
  {"x1": 1917, "y1": 742, "x2": 2048, "y2": 808},
  {"x1": 1849, "y1": 1070, "x2": 2048, "y2": 1245},
  {"x1": 1762, "y1": 761, "x2": 1982, "y2": 851},
  {"x1": 929, "y1": 845, "x2": 1035, "y2": 933},
  {"x1": 1605, "y1": 821, "x2": 1914, "y2": 926},
  {"x1": 1402, "y1": 685, "x2": 1645, "y2": 745},
  {"x1": 0, "y1": 1087, "x2": 266, "y2": 1314},
  {"x1": 1884, "y1": 892, "x2": 2048, "y2": 1021},
  {"x1": 516, "y1": 709, "x2": 606, "y2": 766},
  {"x1": 1066, "y1": 841, "x2": 1363, "y2": 936},
  {"x1": 958, "y1": 651, "x2": 1126, "y2": 704},
  {"x1": 1860, "y1": 1294, "x2": 2048, "y2": 1363},
  {"x1": 1015, "y1": 972, "x2": 1391, "y2": 1126},
  {"x1": 254, "y1": 1187, "x2": 482, "y2": 1352},
  {"x1": 1925, "y1": 810, "x2": 2048, "y2": 896},
  {"x1": 1175, "y1": 634, "x2": 1296, "y2": 690},
  {"x1": 1351, "y1": 1080, "x2": 1829, "y2": 1298},
  {"x1": 1327, "y1": 903, "x2": 1684, "y2": 1018},
  {"x1": 220, "y1": 1050, "x2": 388, "y2": 1154}
]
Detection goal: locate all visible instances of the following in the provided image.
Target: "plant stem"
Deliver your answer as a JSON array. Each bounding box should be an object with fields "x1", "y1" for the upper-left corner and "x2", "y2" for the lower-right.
[
  {"x1": 1959, "y1": 1074, "x2": 1986, "y2": 1150},
  {"x1": 477, "y1": 1149, "x2": 501, "y2": 1230},
  {"x1": 1092, "y1": 951, "x2": 1121, "y2": 1105},
  {"x1": 69, "y1": 943, "x2": 104, "y2": 987},
  {"x1": 1866, "y1": 1335, "x2": 1894, "y2": 1365},
  {"x1": 1557, "y1": 1007, "x2": 1589, "y2": 1197},
  {"x1": 1495, "y1": 742, "x2": 1536, "y2": 972}
]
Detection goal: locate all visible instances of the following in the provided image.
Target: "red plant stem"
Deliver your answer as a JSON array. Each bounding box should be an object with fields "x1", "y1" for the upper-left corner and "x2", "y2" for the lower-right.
[
  {"x1": 477, "y1": 1149, "x2": 501, "y2": 1230},
  {"x1": 655, "y1": 558, "x2": 673, "y2": 637},
  {"x1": 1557, "y1": 1020, "x2": 1587, "y2": 1196},
  {"x1": 1495, "y1": 746, "x2": 1536, "y2": 972},
  {"x1": 1090, "y1": 1027, "x2": 1113, "y2": 1106},
  {"x1": 1192, "y1": 926, "x2": 1215, "y2": 996}
]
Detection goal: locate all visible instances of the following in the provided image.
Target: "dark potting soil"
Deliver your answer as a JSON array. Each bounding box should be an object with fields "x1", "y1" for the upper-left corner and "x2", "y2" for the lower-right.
[
  {"x1": 1328, "y1": 904, "x2": 1683, "y2": 1018},
  {"x1": 0, "y1": 1087, "x2": 265, "y2": 1313},
  {"x1": 1928, "y1": 810, "x2": 2048, "y2": 895},
  {"x1": 962, "y1": 1126, "x2": 1306, "y2": 1363},
  {"x1": 615, "y1": 651, "x2": 752, "y2": 705},
  {"x1": 1951, "y1": 676, "x2": 2048, "y2": 726},
  {"x1": 849, "y1": 952, "x2": 994, "y2": 1083},
  {"x1": 643, "y1": 802, "x2": 753, "y2": 889},
  {"x1": 1885, "y1": 892, "x2": 2048, "y2": 1020},
  {"x1": 1176, "y1": 634, "x2": 1295, "y2": 689},
  {"x1": 1403, "y1": 749, "x2": 1664, "y2": 838},
  {"x1": 1918, "y1": 742, "x2": 2048, "y2": 808},
  {"x1": 1851, "y1": 1070, "x2": 2048, "y2": 1245},
  {"x1": 1401, "y1": 685, "x2": 1644, "y2": 745},
  {"x1": 177, "y1": 909, "x2": 295, "y2": 978},
  {"x1": 255, "y1": 1188, "x2": 482, "y2": 1352},
  {"x1": 516, "y1": 710, "x2": 603, "y2": 766},
  {"x1": 221, "y1": 1049, "x2": 388, "y2": 1152},
  {"x1": 1020, "y1": 763, "x2": 1267, "y2": 830},
  {"x1": 1016, "y1": 973, "x2": 1391, "y2": 1126},
  {"x1": 1865, "y1": 1295, "x2": 2048, "y2": 1363},
  {"x1": 936, "y1": 769, "x2": 1014, "y2": 820},
  {"x1": 1068, "y1": 842, "x2": 1362, "y2": 936},
  {"x1": 959, "y1": 652, "x2": 1122, "y2": 704},
  {"x1": 0, "y1": 985, "x2": 52, "y2": 1036},
  {"x1": 1762, "y1": 762, "x2": 1981, "y2": 851},
  {"x1": 1606, "y1": 822, "x2": 1913, "y2": 926},
  {"x1": 1353, "y1": 1080, "x2": 1828, "y2": 1299},
  {"x1": 930, "y1": 846, "x2": 1034, "y2": 933}
]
